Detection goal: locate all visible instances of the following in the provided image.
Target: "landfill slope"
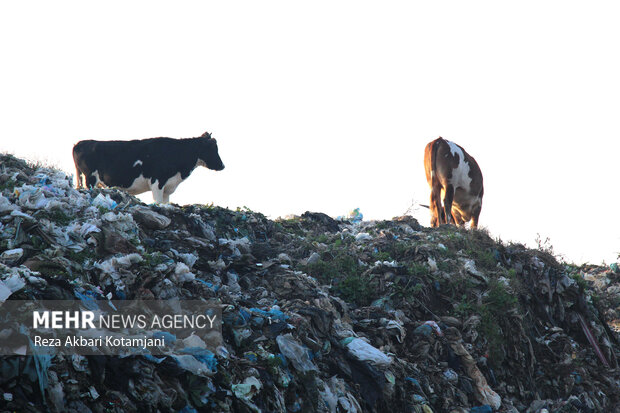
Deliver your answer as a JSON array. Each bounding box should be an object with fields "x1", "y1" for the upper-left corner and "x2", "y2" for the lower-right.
[{"x1": 0, "y1": 153, "x2": 619, "y2": 413}]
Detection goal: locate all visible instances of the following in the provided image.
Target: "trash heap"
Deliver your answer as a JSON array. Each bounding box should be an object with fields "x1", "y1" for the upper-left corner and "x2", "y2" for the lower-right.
[{"x1": 1, "y1": 153, "x2": 619, "y2": 413}]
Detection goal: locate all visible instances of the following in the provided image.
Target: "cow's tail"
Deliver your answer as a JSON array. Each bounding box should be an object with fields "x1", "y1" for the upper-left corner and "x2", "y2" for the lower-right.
[
  {"x1": 429, "y1": 137, "x2": 445, "y2": 224},
  {"x1": 430, "y1": 137, "x2": 442, "y2": 182}
]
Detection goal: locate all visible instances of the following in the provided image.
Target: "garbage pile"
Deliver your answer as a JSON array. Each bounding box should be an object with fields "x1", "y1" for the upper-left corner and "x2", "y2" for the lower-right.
[
  {"x1": 1, "y1": 153, "x2": 619, "y2": 413},
  {"x1": 569, "y1": 263, "x2": 620, "y2": 335}
]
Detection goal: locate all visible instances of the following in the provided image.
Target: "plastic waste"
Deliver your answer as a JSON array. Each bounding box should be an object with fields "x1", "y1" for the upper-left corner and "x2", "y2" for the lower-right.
[
  {"x1": 153, "y1": 331, "x2": 177, "y2": 346},
  {"x1": 181, "y1": 347, "x2": 218, "y2": 372},
  {"x1": 74, "y1": 290, "x2": 100, "y2": 311},
  {"x1": 0, "y1": 194, "x2": 16, "y2": 212},
  {"x1": 423, "y1": 320, "x2": 443, "y2": 336},
  {"x1": 132, "y1": 206, "x2": 171, "y2": 229},
  {"x1": 306, "y1": 252, "x2": 321, "y2": 265},
  {"x1": 47, "y1": 370, "x2": 66, "y2": 412},
  {"x1": 0, "y1": 248, "x2": 23, "y2": 262},
  {"x1": 341, "y1": 337, "x2": 392, "y2": 366},
  {"x1": 427, "y1": 256, "x2": 438, "y2": 272},
  {"x1": 0, "y1": 154, "x2": 618, "y2": 412},
  {"x1": 337, "y1": 208, "x2": 363, "y2": 222},
  {"x1": 175, "y1": 262, "x2": 196, "y2": 282},
  {"x1": 0, "y1": 273, "x2": 25, "y2": 302},
  {"x1": 170, "y1": 354, "x2": 214, "y2": 377},
  {"x1": 231, "y1": 376, "x2": 262, "y2": 400},
  {"x1": 276, "y1": 333, "x2": 318, "y2": 372},
  {"x1": 348, "y1": 208, "x2": 363, "y2": 222},
  {"x1": 91, "y1": 193, "x2": 117, "y2": 210},
  {"x1": 443, "y1": 368, "x2": 458, "y2": 383},
  {"x1": 249, "y1": 307, "x2": 289, "y2": 322},
  {"x1": 182, "y1": 333, "x2": 207, "y2": 349},
  {"x1": 71, "y1": 354, "x2": 89, "y2": 372}
]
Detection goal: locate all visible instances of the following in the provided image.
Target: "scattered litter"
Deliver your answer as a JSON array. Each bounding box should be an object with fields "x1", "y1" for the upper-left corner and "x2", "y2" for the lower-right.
[{"x1": 0, "y1": 153, "x2": 618, "y2": 412}]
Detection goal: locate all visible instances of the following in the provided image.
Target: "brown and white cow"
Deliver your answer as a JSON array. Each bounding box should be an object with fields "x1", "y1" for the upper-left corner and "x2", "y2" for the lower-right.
[{"x1": 424, "y1": 137, "x2": 483, "y2": 228}]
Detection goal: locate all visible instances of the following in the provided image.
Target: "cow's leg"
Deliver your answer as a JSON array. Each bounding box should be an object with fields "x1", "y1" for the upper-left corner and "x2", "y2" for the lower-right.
[
  {"x1": 162, "y1": 185, "x2": 175, "y2": 205},
  {"x1": 151, "y1": 182, "x2": 165, "y2": 204},
  {"x1": 471, "y1": 204, "x2": 482, "y2": 229},
  {"x1": 75, "y1": 166, "x2": 82, "y2": 189},
  {"x1": 161, "y1": 173, "x2": 182, "y2": 205},
  {"x1": 429, "y1": 185, "x2": 443, "y2": 227},
  {"x1": 152, "y1": 190, "x2": 165, "y2": 204},
  {"x1": 453, "y1": 210, "x2": 464, "y2": 226},
  {"x1": 86, "y1": 174, "x2": 97, "y2": 189},
  {"x1": 429, "y1": 194, "x2": 439, "y2": 227},
  {"x1": 442, "y1": 184, "x2": 455, "y2": 225}
]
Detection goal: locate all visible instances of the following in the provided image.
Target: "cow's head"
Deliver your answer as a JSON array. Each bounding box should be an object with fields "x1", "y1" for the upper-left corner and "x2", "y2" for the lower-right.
[{"x1": 199, "y1": 132, "x2": 225, "y2": 171}]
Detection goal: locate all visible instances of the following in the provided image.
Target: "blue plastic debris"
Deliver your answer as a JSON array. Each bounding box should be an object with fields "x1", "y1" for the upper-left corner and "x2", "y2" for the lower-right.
[
  {"x1": 238, "y1": 309, "x2": 252, "y2": 324},
  {"x1": 406, "y1": 377, "x2": 424, "y2": 393},
  {"x1": 196, "y1": 278, "x2": 220, "y2": 292},
  {"x1": 181, "y1": 347, "x2": 218, "y2": 372},
  {"x1": 244, "y1": 352, "x2": 258, "y2": 362},
  {"x1": 249, "y1": 307, "x2": 289, "y2": 322},
  {"x1": 26, "y1": 331, "x2": 54, "y2": 402},
  {"x1": 470, "y1": 406, "x2": 492, "y2": 413},
  {"x1": 349, "y1": 208, "x2": 363, "y2": 222},
  {"x1": 275, "y1": 353, "x2": 288, "y2": 368},
  {"x1": 412, "y1": 394, "x2": 426, "y2": 403},
  {"x1": 413, "y1": 324, "x2": 434, "y2": 337},
  {"x1": 223, "y1": 309, "x2": 252, "y2": 327},
  {"x1": 74, "y1": 290, "x2": 100, "y2": 311},
  {"x1": 153, "y1": 331, "x2": 177, "y2": 346},
  {"x1": 143, "y1": 354, "x2": 167, "y2": 364}
]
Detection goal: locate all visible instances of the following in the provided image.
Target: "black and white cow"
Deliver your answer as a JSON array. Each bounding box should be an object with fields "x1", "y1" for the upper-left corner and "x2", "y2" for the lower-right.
[{"x1": 73, "y1": 132, "x2": 225, "y2": 204}]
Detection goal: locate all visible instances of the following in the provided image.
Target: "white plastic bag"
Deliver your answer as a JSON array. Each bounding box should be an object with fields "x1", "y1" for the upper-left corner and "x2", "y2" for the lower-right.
[{"x1": 342, "y1": 337, "x2": 392, "y2": 366}]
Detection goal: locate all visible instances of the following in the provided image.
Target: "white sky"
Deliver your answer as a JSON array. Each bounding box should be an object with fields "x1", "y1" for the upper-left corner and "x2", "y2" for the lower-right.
[{"x1": 1, "y1": 1, "x2": 619, "y2": 265}]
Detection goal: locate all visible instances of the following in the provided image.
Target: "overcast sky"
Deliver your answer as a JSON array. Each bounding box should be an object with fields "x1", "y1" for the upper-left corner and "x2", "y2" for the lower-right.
[{"x1": 1, "y1": 1, "x2": 619, "y2": 265}]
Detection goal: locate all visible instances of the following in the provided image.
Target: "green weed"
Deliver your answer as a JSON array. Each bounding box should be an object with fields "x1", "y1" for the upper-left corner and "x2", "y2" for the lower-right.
[
  {"x1": 408, "y1": 263, "x2": 430, "y2": 277},
  {"x1": 47, "y1": 207, "x2": 73, "y2": 226},
  {"x1": 338, "y1": 274, "x2": 374, "y2": 306},
  {"x1": 66, "y1": 248, "x2": 96, "y2": 264}
]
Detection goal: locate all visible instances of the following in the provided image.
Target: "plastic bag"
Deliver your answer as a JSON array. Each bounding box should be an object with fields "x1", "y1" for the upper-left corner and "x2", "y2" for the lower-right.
[
  {"x1": 276, "y1": 333, "x2": 318, "y2": 372},
  {"x1": 341, "y1": 337, "x2": 392, "y2": 366}
]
